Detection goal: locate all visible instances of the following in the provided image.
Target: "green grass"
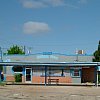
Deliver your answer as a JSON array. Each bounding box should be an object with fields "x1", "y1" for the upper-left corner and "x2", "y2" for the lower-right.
[{"x1": 0, "y1": 82, "x2": 6, "y2": 86}]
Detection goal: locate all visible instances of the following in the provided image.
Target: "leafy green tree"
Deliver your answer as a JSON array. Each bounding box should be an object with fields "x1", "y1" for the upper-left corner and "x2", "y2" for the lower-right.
[
  {"x1": 93, "y1": 41, "x2": 100, "y2": 62},
  {"x1": 7, "y1": 45, "x2": 25, "y2": 82},
  {"x1": 7, "y1": 45, "x2": 25, "y2": 54},
  {"x1": 93, "y1": 41, "x2": 100, "y2": 83},
  {"x1": 0, "y1": 65, "x2": 3, "y2": 71}
]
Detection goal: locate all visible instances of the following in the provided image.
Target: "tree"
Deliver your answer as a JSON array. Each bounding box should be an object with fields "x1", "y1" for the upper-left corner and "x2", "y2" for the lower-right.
[
  {"x1": 93, "y1": 41, "x2": 100, "y2": 62},
  {"x1": 7, "y1": 45, "x2": 25, "y2": 54},
  {"x1": 0, "y1": 65, "x2": 3, "y2": 71},
  {"x1": 7, "y1": 45, "x2": 25, "y2": 82}
]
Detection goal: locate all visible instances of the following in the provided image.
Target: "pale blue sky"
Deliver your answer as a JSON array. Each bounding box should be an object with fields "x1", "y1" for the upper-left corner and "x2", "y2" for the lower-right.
[{"x1": 0, "y1": 0, "x2": 100, "y2": 54}]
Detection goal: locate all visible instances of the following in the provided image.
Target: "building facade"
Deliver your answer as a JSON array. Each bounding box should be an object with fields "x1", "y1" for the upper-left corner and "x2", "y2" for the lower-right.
[{"x1": 1, "y1": 52, "x2": 97, "y2": 85}]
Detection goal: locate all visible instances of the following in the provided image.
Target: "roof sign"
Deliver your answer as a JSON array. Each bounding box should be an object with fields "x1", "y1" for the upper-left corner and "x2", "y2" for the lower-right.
[{"x1": 43, "y1": 52, "x2": 52, "y2": 55}]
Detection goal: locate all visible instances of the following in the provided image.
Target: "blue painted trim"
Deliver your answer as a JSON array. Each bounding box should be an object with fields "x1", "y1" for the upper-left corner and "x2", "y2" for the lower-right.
[
  {"x1": 3, "y1": 52, "x2": 93, "y2": 57},
  {"x1": 70, "y1": 69, "x2": 81, "y2": 78},
  {"x1": 31, "y1": 68, "x2": 32, "y2": 82},
  {"x1": 22, "y1": 67, "x2": 25, "y2": 76},
  {"x1": 0, "y1": 62, "x2": 99, "y2": 67},
  {"x1": 3, "y1": 74, "x2": 6, "y2": 81},
  {"x1": 70, "y1": 69, "x2": 72, "y2": 77},
  {"x1": 11, "y1": 66, "x2": 14, "y2": 74}
]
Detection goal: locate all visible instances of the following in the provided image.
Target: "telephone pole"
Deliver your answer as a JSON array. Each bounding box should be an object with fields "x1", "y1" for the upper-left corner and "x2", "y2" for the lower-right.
[
  {"x1": 0, "y1": 47, "x2": 2, "y2": 82},
  {"x1": 0, "y1": 47, "x2": 3, "y2": 62}
]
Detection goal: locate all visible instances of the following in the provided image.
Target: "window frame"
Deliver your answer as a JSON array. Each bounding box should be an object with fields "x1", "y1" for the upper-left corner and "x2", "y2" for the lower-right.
[{"x1": 70, "y1": 68, "x2": 81, "y2": 78}]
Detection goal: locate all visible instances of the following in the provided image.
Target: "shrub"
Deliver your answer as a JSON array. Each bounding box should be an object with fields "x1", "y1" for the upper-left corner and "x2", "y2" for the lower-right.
[
  {"x1": 0, "y1": 82, "x2": 6, "y2": 86},
  {"x1": 14, "y1": 74, "x2": 22, "y2": 82}
]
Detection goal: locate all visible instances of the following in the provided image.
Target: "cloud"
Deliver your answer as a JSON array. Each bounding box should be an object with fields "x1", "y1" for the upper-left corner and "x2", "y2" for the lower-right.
[
  {"x1": 20, "y1": 0, "x2": 65, "y2": 9},
  {"x1": 66, "y1": 3, "x2": 79, "y2": 9},
  {"x1": 20, "y1": 0, "x2": 46, "y2": 9},
  {"x1": 20, "y1": 0, "x2": 87, "y2": 9},
  {"x1": 44, "y1": 0, "x2": 65, "y2": 7},
  {"x1": 78, "y1": 0, "x2": 88, "y2": 4},
  {"x1": 23, "y1": 21, "x2": 50, "y2": 34}
]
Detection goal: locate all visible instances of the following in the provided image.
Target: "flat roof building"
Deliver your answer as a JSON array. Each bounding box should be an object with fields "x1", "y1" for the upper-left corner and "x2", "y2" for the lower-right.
[{"x1": 0, "y1": 52, "x2": 99, "y2": 86}]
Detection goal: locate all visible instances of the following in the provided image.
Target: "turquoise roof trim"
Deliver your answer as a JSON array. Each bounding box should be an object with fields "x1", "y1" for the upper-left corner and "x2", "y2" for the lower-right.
[{"x1": 3, "y1": 52, "x2": 93, "y2": 57}]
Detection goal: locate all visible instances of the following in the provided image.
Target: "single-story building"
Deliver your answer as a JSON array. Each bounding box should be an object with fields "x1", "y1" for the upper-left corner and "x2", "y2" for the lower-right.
[{"x1": 0, "y1": 52, "x2": 100, "y2": 86}]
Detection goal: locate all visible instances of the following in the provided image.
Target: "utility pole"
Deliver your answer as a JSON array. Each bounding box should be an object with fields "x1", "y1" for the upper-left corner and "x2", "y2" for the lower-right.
[
  {"x1": 76, "y1": 54, "x2": 79, "y2": 62},
  {"x1": 24, "y1": 46, "x2": 26, "y2": 54},
  {"x1": 0, "y1": 47, "x2": 2, "y2": 82},
  {"x1": 28, "y1": 47, "x2": 32, "y2": 55},
  {"x1": 75, "y1": 49, "x2": 78, "y2": 62},
  {"x1": 0, "y1": 47, "x2": 2, "y2": 62}
]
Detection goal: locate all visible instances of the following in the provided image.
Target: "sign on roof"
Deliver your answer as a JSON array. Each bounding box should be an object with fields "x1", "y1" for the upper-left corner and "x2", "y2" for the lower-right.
[{"x1": 43, "y1": 52, "x2": 52, "y2": 55}]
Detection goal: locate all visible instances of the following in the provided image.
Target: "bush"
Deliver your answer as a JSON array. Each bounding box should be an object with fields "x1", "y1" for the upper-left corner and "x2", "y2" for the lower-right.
[
  {"x1": 0, "y1": 82, "x2": 6, "y2": 86},
  {"x1": 0, "y1": 66, "x2": 3, "y2": 71},
  {"x1": 14, "y1": 74, "x2": 22, "y2": 82}
]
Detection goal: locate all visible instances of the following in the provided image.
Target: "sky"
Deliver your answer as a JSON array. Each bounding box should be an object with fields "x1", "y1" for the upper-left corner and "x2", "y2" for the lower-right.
[{"x1": 0, "y1": 0, "x2": 100, "y2": 54}]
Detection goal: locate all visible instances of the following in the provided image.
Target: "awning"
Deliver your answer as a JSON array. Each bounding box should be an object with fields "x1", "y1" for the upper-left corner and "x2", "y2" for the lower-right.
[{"x1": 0, "y1": 62, "x2": 99, "y2": 67}]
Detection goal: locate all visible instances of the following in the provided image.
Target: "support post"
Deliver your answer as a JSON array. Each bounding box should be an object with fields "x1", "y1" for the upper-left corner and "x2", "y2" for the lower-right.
[
  {"x1": 0, "y1": 71, "x2": 1, "y2": 82},
  {"x1": 61, "y1": 69, "x2": 64, "y2": 76},
  {"x1": 45, "y1": 66, "x2": 47, "y2": 86},
  {"x1": 97, "y1": 71, "x2": 98, "y2": 87},
  {"x1": 95, "y1": 66, "x2": 98, "y2": 87},
  {"x1": 22, "y1": 66, "x2": 25, "y2": 83},
  {"x1": 0, "y1": 47, "x2": 3, "y2": 62}
]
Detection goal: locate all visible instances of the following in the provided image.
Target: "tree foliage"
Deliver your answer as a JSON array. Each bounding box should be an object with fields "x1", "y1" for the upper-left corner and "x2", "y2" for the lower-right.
[
  {"x1": 93, "y1": 41, "x2": 100, "y2": 62},
  {"x1": 14, "y1": 74, "x2": 22, "y2": 82},
  {"x1": 0, "y1": 65, "x2": 3, "y2": 71},
  {"x1": 7, "y1": 45, "x2": 25, "y2": 54}
]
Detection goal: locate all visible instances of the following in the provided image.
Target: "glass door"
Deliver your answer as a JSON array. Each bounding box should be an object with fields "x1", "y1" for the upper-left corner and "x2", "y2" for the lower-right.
[{"x1": 25, "y1": 68, "x2": 32, "y2": 83}]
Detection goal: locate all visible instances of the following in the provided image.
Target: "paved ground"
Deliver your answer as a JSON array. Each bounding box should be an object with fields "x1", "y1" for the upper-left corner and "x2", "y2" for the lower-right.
[{"x1": 0, "y1": 85, "x2": 100, "y2": 100}]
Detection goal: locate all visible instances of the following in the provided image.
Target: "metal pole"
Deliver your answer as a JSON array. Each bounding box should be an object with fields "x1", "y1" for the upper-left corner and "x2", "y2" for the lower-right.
[
  {"x1": 0, "y1": 47, "x2": 2, "y2": 62},
  {"x1": 0, "y1": 47, "x2": 2, "y2": 82},
  {"x1": 97, "y1": 71, "x2": 98, "y2": 87},
  {"x1": 76, "y1": 54, "x2": 78, "y2": 62},
  {"x1": 95, "y1": 66, "x2": 98, "y2": 87},
  {"x1": 0, "y1": 71, "x2": 1, "y2": 82},
  {"x1": 24, "y1": 46, "x2": 26, "y2": 54},
  {"x1": 45, "y1": 66, "x2": 47, "y2": 86},
  {"x1": 61, "y1": 69, "x2": 64, "y2": 76}
]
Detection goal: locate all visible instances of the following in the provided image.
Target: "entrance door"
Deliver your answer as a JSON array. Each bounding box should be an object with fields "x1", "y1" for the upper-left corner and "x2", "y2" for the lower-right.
[{"x1": 25, "y1": 68, "x2": 32, "y2": 83}]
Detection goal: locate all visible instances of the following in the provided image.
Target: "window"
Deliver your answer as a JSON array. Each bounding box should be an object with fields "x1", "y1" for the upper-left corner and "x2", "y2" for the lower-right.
[
  {"x1": 71, "y1": 69, "x2": 81, "y2": 77},
  {"x1": 12, "y1": 66, "x2": 23, "y2": 72},
  {"x1": 73, "y1": 69, "x2": 80, "y2": 76}
]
